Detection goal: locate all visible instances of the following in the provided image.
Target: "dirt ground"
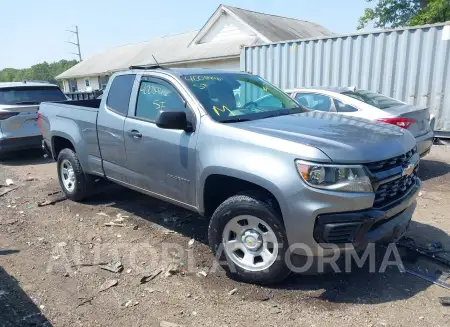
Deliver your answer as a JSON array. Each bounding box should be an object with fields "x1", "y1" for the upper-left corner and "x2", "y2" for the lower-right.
[{"x1": 1, "y1": 145, "x2": 450, "y2": 327}]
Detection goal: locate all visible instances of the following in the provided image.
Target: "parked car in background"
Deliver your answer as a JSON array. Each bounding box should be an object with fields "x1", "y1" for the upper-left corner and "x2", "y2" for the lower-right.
[
  {"x1": 0, "y1": 81, "x2": 67, "y2": 157},
  {"x1": 285, "y1": 87, "x2": 434, "y2": 157},
  {"x1": 40, "y1": 67, "x2": 420, "y2": 284}
]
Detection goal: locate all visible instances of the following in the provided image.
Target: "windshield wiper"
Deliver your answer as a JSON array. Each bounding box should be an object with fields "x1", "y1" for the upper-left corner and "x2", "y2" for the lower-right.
[
  {"x1": 261, "y1": 107, "x2": 306, "y2": 119},
  {"x1": 15, "y1": 101, "x2": 40, "y2": 105},
  {"x1": 220, "y1": 117, "x2": 251, "y2": 123}
]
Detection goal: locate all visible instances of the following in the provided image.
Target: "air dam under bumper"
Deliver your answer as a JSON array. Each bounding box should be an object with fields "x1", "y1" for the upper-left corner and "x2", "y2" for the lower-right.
[
  {"x1": 0, "y1": 135, "x2": 42, "y2": 154},
  {"x1": 314, "y1": 178, "x2": 420, "y2": 250}
]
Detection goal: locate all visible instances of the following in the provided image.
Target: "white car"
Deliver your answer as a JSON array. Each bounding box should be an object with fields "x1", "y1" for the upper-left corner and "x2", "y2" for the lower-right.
[
  {"x1": 0, "y1": 81, "x2": 67, "y2": 157},
  {"x1": 285, "y1": 87, "x2": 434, "y2": 157}
]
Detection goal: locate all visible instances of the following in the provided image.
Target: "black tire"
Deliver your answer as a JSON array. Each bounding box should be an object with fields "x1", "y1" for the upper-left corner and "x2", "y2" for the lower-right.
[
  {"x1": 57, "y1": 148, "x2": 93, "y2": 201},
  {"x1": 208, "y1": 191, "x2": 291, "y2": 284}
]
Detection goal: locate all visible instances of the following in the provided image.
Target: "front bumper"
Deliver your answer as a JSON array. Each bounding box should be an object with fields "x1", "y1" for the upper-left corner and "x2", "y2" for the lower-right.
[
  {"x1": 416, "y1": 130, "x2": 433, "y2": 157},
  {"x1": 314, "y1": 179, "x2": 419, "y2": 249},
  {"x1": 0, "y1": 135, "x2": 42, "y2": 154},
  {"x1": 283, "y1": 177, "x2": 420, "y2": 257}
]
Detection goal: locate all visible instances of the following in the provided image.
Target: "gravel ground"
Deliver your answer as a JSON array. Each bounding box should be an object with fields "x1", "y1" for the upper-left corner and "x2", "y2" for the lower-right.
[{"x1": 1, "y1": 145, "x2": 450, "y2": 327}]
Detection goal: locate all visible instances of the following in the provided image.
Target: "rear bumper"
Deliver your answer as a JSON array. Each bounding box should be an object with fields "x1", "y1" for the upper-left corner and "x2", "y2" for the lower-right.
[
  {"x1": 0, "y1": 135, "x2": 42, "y2": 154},
  {"x1": 416, "y1": 130, "x2": 434, "y2": 157}
]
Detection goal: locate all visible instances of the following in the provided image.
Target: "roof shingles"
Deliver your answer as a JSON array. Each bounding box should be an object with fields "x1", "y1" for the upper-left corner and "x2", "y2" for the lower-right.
[
  {"x1": 57, "y1": 5, "x2": 332, "y2": 80},
  {"x1": 224, "y1": 5, "x2": 333, "y2": 41}
]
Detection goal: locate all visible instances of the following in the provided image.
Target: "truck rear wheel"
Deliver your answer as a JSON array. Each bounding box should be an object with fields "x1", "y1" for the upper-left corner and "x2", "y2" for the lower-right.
[
  {"x1": 57, "y1": 148, "x2": 93, "y2": 201},
  {"x1": 208, "y1": 192, "x2": 291, "y2": 284}
]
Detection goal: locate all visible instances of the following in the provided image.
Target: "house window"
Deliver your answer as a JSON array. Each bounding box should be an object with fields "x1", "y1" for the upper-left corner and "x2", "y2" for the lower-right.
[
  {"x1": 69, "y1": 79, "x2": 77, "y2": 92},
  {"x1": 99, "y1": 76, "x2": 110, "y2": 90},
  {"x1": 85, "y1": 79, "x2": 90, "y2": 87}
]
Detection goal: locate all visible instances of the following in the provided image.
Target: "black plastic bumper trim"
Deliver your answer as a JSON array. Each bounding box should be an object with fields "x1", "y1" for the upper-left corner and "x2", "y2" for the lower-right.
[{"x1": 314, "y1": 179, "x2": 420, "y2": 247}]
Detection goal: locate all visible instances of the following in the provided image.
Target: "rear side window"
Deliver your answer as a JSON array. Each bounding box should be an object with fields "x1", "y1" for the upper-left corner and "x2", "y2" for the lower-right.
[
  {"x1": 0, "y1": 86, "x2": 66, "y2": 105},
  {"x1": 334, "y1": 99, "x2": 359, "y2": 112},
  {"x1": 106, "y1": 74, "x2": 136, "y2": 115},
  {"x1": 135, "y1": 79, "x2": 185, "y2": 122},
  {"x1": 342, "y1": 90, "x2": 402, "y2": 109},
  {"x1": 295, "y1": 93, "x2": 332, "y2": 112}
]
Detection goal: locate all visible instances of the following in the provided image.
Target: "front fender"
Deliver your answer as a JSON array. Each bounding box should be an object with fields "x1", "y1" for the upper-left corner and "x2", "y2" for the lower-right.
[{"x1": 198, "y1": 166, "x2": 290, "y2": 217}]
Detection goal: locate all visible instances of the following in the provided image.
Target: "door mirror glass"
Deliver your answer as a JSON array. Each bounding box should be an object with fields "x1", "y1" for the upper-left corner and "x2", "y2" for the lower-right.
[{"x1": 155, "y1": 110, "x2": 192, "y2": 132}]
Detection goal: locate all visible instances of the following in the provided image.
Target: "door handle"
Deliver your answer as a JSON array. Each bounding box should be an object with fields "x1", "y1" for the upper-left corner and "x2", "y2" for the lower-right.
[{"x1": 128, "y1": 130, "x2": 142, "y2": 139}]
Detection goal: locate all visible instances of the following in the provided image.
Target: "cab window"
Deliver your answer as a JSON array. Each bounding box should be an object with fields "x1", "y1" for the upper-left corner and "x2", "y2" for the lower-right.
[
  {"x1": 106, "y1": 74, "x2": 136, "y2": 115},
  {"x1": 135, "y1": 78, "x2": 185, "y2": 122}
]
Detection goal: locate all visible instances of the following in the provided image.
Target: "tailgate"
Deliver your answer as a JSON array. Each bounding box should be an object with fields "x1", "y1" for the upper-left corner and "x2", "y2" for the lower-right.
[
  {"x1": 0, "y1": 104, "x2": 40, "y2": 138},
  {"x1": 383, "y1": 105, "x2": 431, "y2": 138}
]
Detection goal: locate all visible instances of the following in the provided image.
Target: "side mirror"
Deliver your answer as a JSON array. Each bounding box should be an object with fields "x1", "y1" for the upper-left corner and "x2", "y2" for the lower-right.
[{"x1": 155, "y1": 110, "x2": 193, "y2": 132}]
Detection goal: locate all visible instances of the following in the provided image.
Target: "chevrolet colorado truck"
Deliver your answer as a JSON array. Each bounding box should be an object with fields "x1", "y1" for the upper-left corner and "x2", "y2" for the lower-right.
[{"x1": 39, "y1": 66, "x2": 420, "y2": 284}]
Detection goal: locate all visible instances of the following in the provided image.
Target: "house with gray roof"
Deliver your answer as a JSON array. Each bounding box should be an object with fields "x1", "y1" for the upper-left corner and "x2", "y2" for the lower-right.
[{"x1": 56, "y1": 4, "x2": 332, "y2": 93}]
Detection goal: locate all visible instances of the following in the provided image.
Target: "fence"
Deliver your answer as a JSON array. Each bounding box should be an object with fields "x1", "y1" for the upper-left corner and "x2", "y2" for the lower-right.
[
  {"x1": 65, "y1": 90, "x2": 102, "y2": 101},
  {"x1": 241, "y1": 22, "x2": 450, "y2": 136}
]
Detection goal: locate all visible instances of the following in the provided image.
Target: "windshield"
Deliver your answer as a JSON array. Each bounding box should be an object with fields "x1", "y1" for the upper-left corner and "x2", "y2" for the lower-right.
[
  {"x1": 0, "y1": 86, "x2": 67, "y2": 105},
  {"x1": 182, "y1": 73, "x2": 302, "y2": 122},
  {"x1": 342, "y1": 90, "x2": 403, "y2": 110}
]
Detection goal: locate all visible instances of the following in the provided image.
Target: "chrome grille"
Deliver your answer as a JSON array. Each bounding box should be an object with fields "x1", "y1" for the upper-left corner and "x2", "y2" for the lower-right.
[
  {"x1": 366, "y1": 147, "x2": 417, "y2": 173},
  {"x1": 373, "y1": 171, "x2": 417, "y2": 208}
]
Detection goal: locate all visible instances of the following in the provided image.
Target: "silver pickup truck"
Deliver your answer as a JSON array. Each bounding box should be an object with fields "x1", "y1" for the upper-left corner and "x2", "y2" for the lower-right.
[{"x1": 39, "y1": 66, "x2": 420, "y2": 284}]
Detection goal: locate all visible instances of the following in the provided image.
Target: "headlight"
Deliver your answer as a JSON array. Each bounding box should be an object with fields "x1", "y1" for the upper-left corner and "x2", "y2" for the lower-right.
[{"x1": 295, "y1": 160, "x2": 373, "y2": 193}]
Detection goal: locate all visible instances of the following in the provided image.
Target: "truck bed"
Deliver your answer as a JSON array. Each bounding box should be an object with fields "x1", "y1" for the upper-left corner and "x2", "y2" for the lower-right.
[
  {"x1": 51, "y1": 99, "x2": 101, "y2": 109},
  {"x1": 39, "y1": 99, "x2": 102, "y2": 171}
]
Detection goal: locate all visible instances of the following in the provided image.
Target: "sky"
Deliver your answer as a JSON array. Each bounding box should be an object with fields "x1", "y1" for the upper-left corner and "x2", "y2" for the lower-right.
[{"x1": 0, "y1": 0, "x2": 374, "y2": 70}]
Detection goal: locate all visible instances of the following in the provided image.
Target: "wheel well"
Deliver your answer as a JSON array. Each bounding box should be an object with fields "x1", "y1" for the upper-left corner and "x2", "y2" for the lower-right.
[
  {"x1": 203, "y1": 174, "x2": 281, "y2": 218},
  {"x1": 52, "y1": 136, "x2": 75, "y2": 159},
  {"x1": 430, "y1": 117, "x2": 436, "y2": 130}
]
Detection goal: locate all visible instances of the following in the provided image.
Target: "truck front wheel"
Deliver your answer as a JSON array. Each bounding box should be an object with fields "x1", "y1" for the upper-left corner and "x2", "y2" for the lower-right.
[
  {"x1": 208, "y1": 192, "x2": 291, "y2": 284},
  {"x1": 57, "y1": 148, "x2": 93, "y2": 201}
]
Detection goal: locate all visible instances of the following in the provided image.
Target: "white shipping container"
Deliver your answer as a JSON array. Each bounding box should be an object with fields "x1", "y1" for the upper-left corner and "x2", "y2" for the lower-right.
[{"x1": 241, "y1": 22, "x2": 450, "y2": 136}]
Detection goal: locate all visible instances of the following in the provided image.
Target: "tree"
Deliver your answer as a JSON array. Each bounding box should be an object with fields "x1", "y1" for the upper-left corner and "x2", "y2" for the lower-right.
[
  {"x1": 410, "y1": 0, "x2": 450, "y2": 24},
  {"x1": 0, "y1": 59, "x2": 78, "y2": 85},
  {"x1": 358, "y1": 0, "x2": 450, "y2": 30}
]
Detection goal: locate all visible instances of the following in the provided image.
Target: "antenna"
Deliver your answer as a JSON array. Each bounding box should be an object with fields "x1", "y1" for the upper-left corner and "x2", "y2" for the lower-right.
[{"x1": 152, "y1": 55, "x2": 160, "y2": 66}]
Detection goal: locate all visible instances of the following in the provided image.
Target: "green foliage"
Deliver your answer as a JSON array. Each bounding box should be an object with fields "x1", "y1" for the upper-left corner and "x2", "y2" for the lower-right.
[
  {"x1": 358, "y1": 0, "x2": 450, "y2": 30},
  {"x1": 410, "y1": 0, "x2": 450, "y2": 24},
  {"x1": 0, "y1": 59, "x2": 78, "y2": 85}
]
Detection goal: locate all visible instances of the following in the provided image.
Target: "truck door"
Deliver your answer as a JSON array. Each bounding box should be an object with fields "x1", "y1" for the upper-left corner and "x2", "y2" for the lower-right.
[
  {"x1": 123, "y1": 75, "x2": 199, "y2": 208},
  {"x1": 97, "y1": 73, "x2": 137, "y2": 182}
]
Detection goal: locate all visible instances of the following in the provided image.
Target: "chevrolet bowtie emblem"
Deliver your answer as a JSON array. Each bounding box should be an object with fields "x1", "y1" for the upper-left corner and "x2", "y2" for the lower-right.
[{"x1": 402, "y1": 163, "x2": 416, "y2": 177}]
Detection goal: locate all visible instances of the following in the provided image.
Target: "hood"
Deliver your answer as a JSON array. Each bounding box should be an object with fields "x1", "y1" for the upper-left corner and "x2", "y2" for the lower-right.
[{"x1": 232, "y1": 111, "x2": 416, "y2": 163}]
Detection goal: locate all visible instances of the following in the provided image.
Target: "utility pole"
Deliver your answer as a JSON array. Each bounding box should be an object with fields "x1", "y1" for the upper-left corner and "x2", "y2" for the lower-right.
[{"x1": 66, "y1": 25, "x2": 82, "y2": 61}]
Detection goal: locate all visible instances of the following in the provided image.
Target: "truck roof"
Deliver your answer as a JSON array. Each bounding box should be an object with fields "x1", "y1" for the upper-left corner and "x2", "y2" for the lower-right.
[
  {"x1": 0, "y1": 81, "x2": 59, "y2": 89},
  {"x1": 128, "y1": 67, "x2": 244, "y2": 77}
]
